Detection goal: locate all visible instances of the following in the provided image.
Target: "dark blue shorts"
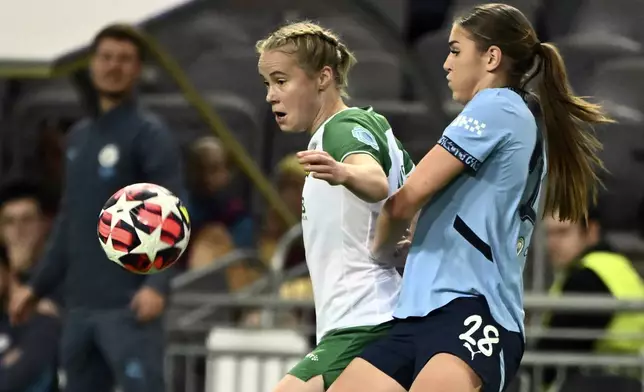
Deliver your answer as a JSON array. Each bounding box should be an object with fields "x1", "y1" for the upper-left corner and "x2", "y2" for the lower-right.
[{"x1": 359, "y1": 296, "x2": 524, "y2": 392}]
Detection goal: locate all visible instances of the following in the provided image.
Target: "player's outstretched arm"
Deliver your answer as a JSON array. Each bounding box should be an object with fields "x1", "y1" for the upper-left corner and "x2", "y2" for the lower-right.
[
  {"x1": 373, "y1": 146, "x2": 466, "y2": 256},
  {"x1": 297, "y1": 150, "x2": 388, "y2": 203}
]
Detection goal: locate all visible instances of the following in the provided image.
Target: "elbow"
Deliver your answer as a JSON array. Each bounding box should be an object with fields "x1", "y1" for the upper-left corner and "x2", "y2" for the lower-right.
[
  {"x1": 369, "y1": 180, "x2": 389, "y2": 203},
  {"x1": 386, "y1": 195, "x2": 417, "y2": 221},
  {"x1": 356, "y1": 177, "x2": 389, "y2": 204}
]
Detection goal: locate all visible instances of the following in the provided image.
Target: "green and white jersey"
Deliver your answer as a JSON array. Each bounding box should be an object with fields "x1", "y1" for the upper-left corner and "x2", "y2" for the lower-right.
[{"x1": 301, "y1": 107, "x2": 415, "y2": 342}]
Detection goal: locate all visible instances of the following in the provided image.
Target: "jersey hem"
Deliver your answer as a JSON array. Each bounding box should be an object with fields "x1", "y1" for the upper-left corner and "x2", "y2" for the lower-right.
[{"x1": 318, "y1": 315, "x2": 395, "y2": 342}]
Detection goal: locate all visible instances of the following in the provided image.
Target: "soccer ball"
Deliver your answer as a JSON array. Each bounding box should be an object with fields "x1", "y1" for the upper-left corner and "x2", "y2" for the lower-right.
[{"x1": 97, "y1": 183, "x2": 191, "y2": 274}]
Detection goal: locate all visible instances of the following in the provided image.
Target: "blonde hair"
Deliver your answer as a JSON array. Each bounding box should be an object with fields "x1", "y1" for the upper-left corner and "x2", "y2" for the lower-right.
[{"x1": 256, "y1": 21, "x2": 357, "y2": 98}]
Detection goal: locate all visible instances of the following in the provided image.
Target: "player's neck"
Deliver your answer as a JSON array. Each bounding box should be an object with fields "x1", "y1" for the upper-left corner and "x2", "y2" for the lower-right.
[
  {"x1": 472, "y1": 74, "x2": 509, "y2": 98},
  {"x1": 309, "y1": 97, "x2": 348, "y2": 135}
]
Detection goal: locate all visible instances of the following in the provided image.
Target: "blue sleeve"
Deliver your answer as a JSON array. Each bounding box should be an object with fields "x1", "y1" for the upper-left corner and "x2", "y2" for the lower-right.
[
  {"x1": 134, "y1": 119, "x2": 185, "y2": 297},
  {"x1": 438, "y1": 97, "x2": 511, "y2": 172}
]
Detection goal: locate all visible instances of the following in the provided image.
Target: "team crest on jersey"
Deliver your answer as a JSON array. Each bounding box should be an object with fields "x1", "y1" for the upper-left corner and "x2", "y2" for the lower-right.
[
  {"x1": 98, "y1": 144, "x2": 120, "y2": 168},
  {"x1": 351, "y1": 126, "x2": 379, "y2": 151},
  {"x1": 516, "y1": 237, "x2": 525, "y2": 256}
]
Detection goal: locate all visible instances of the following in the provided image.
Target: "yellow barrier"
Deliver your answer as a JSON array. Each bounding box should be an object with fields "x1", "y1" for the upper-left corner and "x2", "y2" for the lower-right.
[{"x1": 0, "y1": 25, "x2": 298, "y2": 228}]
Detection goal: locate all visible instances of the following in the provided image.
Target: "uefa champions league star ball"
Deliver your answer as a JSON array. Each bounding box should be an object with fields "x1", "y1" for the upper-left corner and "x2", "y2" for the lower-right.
[{"x1": 97, "y1": 183, "x2": 191, "y2": 274}]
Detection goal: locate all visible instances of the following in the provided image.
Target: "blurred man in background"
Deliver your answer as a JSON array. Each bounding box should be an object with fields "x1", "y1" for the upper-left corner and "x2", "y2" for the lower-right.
[
  {"x1": 538, "y1": 207, "x2": 644, "y2": 382},
  {"x1": 0, "y1": 246, "x2": 60, "y2": 392},
  {"x1": 0, "y1": 181, "x2": 55, "y2": 286},
  {"x1": 10, "y1": 24, "x2": 184, "y2": 392},
  {"x1": 185, "y1": 136, "x2": 254, "y2": 271}
]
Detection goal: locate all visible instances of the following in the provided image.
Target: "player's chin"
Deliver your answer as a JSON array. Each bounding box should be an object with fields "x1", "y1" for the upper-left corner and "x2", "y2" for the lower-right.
[
  {"x1": 451, "y1": 91, "x2": 468, "y2": 105},
  {"x1": 278, "y1": 123, "x2": 305, "y2": 133}
]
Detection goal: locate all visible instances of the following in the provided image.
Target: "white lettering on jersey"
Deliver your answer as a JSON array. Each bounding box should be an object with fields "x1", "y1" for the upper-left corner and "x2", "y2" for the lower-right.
[{"x1": 458, "y1": 315, "x2": 500, "y2": 360}]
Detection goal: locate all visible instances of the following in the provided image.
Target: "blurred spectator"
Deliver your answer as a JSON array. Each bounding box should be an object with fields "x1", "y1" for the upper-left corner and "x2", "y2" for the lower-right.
[
  {"x1": 185, "y1": 136, "x2": 254, "y2": 270},
  {"x1": 242, "y1": 155, "x2": 312, "y2": 335},
  {"x1": 0, "y1": 246, "x2": 60, "y2": 392},
  {"x1": 258, "y1": 154, "x2": 306, "y2": 267},
  {"x1": 9, "y1": 24, "x2": 183, "y2": 392},
  {"x1": 0, "y1": 181, "x2": 55, "y2": 283},
  {"x1": 227, "y1": 154, "x2": 308, "y2": 292},
  {"x1": 538, "y1": 207, "x2": 644, "y2": 382}
]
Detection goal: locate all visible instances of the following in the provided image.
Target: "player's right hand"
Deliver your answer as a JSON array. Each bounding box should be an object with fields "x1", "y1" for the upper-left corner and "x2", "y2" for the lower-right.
[{"x1": 9, "y1": 285, "x2": 37, "y2": 325}]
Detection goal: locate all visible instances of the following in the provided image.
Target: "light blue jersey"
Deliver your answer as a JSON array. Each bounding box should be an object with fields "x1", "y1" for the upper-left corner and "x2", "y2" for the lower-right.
[{"x1": 394, "y1": 88, "x2": 546, "y2": 336}]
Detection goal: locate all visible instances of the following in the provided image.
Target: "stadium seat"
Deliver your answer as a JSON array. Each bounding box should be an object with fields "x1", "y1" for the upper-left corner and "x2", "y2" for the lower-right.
[
  {"x1": 568, "y1": 0, "x2": 644, "y2": 45},
  {"x1": 555, "y1": 35, "x2": 642, "y2": 96},
  {"x1": 536, "y1": 0, "x2": 590, "y2": 40},
  {"x1": 590, "y1": 57, "x2": 644, "y2": 125},
  {"x1": 186, "y1": 48, "x2": 266, "y2": 105},
  {"x1": 595, "y1": 123, "x2": 644, "y2": 231},
  {"x1": 348, "y1": 50, "x2": 404, "y2": 100},
  {"x1": 447, "y1": 0, "x2": 540, "y2": 23},
  {"x1": 152, "y1": 10, "x2": 279, "y2": 66},
  {"x1": 413, "y1": 30, "x2": 456, "y2": 115},
  {"x1": 307, "y1": 15, "x2": 387, "y2": 51},
  {"x1": 141, "y1": 93, "x2": 264, "y2": 157},
  {"x1": 363, "y1": 0, "x2": 408, "y2": 31}
]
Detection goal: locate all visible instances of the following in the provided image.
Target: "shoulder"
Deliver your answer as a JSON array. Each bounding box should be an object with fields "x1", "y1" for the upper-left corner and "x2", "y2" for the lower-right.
[
  {"x1": 324, "y1": 109, "x2": 386, "y2": 146},
  {"x1": 452, "y1": 89, "x2": 536, "y2": 146},
  {"x1": 136, "y1": 107, "x2": 171, "y2": 134},
  {"x1": 328, "y1": 108, "x2": 388, "y2": 132},
  {"x1": 64, "y1": 118, "x2": 91, "y2": 146},
  {"x1": 67, "y1": 117, "x2": 91, "y2": 136},
  {"x1": 463, "y1": 89, "x2": 533, "y2": 126}
]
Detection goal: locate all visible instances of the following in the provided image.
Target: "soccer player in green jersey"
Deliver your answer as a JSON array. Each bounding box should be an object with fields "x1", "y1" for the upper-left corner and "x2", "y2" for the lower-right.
[{"x1": 257, "y1": 21, "x2": 415, "y2": 392}]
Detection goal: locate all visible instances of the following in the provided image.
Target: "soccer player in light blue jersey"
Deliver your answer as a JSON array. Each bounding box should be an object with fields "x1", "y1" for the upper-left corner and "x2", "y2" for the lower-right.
[{"x1": 329, "y1": 3, "x2": 614, "y2": 392}]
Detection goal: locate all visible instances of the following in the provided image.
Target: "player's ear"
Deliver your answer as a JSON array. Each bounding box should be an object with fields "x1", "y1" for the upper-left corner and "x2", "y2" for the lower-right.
[
  {"x1": 484, "y1": 45, "x2": 502, "y2": 72},
  {"x1": 317, "y1": 65, "x2": 334, "y2": 92}
]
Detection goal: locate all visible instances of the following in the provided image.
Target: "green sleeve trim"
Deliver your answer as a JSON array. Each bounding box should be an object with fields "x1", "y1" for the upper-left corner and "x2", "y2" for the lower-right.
[{"x1": 340, "y1": 150, "x2": 380, "y2": 163}]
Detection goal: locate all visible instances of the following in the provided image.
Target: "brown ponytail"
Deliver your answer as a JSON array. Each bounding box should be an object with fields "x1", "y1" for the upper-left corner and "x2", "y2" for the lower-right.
[
  {"x1": 455, "y1": 3, "x2": 616, "y2": 223},
  {"x1": 536, "y1": 43, "x2": 614, "y2": 222}
]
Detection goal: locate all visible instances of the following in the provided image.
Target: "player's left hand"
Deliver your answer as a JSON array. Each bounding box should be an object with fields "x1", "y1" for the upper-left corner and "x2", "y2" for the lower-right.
[
  {"x1": 371, "y1": 229, "x2": 412, "y2": 268},
  {"x1": 130, "y1": 286, "x2": 165, "y2": 323},
  {"x1": 297, "y1": 150, "x2": 348, "y2": 186}
]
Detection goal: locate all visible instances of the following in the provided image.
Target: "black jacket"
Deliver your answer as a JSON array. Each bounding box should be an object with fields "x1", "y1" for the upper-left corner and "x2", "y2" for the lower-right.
[
  {"x1": 0, "y1": 311, "x2": 60, "y2": 391},
  {"x1": 536, "y1": 242, "x2": 617, "y2": 384}
]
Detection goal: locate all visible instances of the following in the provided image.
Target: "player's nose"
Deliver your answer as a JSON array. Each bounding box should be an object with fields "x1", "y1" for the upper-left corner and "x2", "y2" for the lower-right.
[
  {"x1": 443, "y1": 58, "x2": 451, "y2": 73},
  {"x1": 265, "y1": 86, "x2": 278, "y2": 104}
]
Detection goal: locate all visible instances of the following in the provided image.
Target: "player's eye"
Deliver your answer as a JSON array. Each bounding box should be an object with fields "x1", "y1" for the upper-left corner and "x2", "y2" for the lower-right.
[
  {"x1": 449, "y1": 49, "x2": 459, "y2": 55},
  {"x1": 277, "y1": 79, "x2": 286, "y2": 85},
  {"x1": 263, "y1": 80, "x2": 269, "y2": 87}
]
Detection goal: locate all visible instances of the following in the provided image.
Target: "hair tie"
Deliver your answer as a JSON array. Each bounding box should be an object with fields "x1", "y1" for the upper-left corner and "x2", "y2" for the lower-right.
[{"x1": 533, "y1": 41, "x2": 542, "y2": 55}]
